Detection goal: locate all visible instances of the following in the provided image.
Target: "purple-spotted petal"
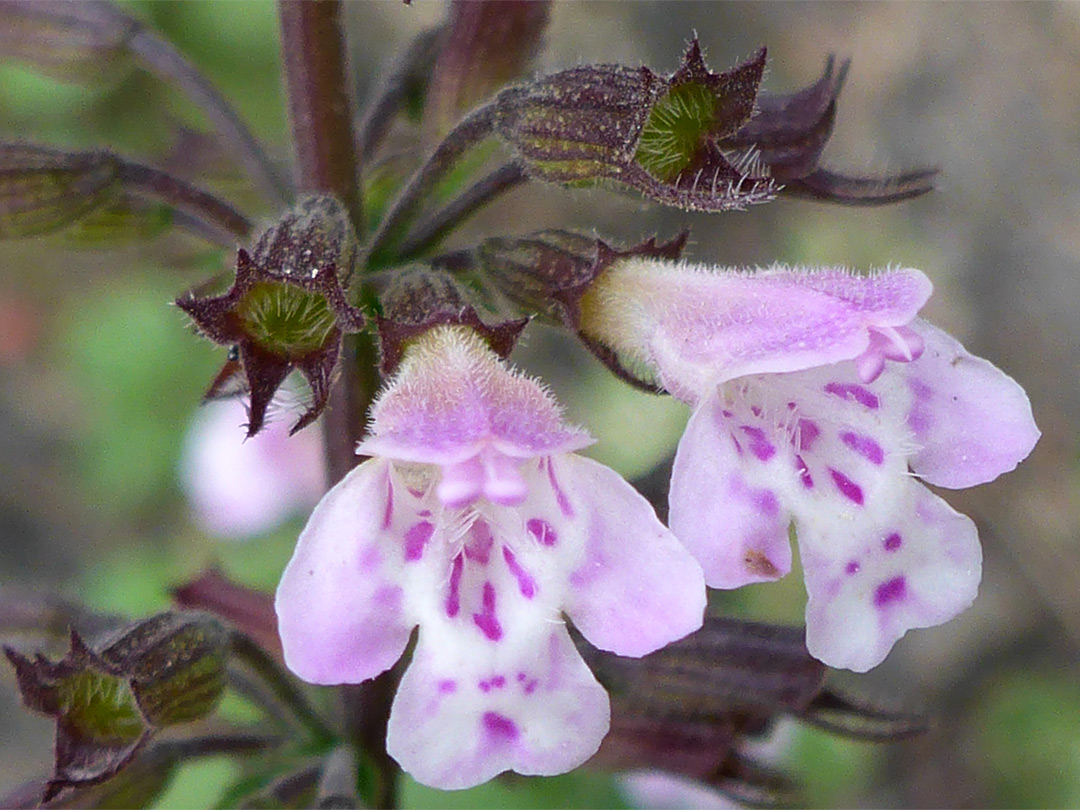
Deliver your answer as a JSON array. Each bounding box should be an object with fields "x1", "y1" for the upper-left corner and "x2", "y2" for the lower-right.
[
  {"x1": 904, "y1": 320, "x2": 1039, "y2": 488},
  {"x1": 386, "y1": 624, "x2": 609, "y2": 789},
  {"x1": 801, "y1": 483, "x2": 981, "y2": 672},
  {"x1": 275, "y1": 458, "x2": 412, "y2": 684},
  {"x1": 669, "y1": 389, "x2": 793, "y2": 589},
  {"x1": 556, "y1": 454, "x2": 706, "y2": 657}
]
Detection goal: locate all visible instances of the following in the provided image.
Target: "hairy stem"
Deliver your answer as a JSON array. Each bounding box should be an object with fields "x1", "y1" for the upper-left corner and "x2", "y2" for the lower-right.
[
  {"x1": 364, "y1": 101, "x2": 497, "y2": 266},
  {"x1": 396, "y1": 160, "x2": 527, "y2": 259},
  {"x1": 278, "y1": 3, "x2": 396, "y2": 807},
  {"x1": 229, "y1": 632, "x2": 335, "y2": 745},
  {"x1": 356, "y1": 23, "x2": 446, "y2": 163}
]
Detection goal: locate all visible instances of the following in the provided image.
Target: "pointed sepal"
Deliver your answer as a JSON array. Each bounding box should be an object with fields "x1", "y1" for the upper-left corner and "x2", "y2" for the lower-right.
[
  {"x1": 376, "y1": 265, "x2": 527, "y2": 374},
  {"x1": 176, "y1": 195, "x2": 365, "y2": 436},
  {"x1": 473, "y1": 228, "x2": 689, "y2": 390},
  {"x1": 493, "y1": 39, "x2": 776, "y2": 212},
  {"x1": 4, "y1": 611, "x2": 229, "y2": 802}
]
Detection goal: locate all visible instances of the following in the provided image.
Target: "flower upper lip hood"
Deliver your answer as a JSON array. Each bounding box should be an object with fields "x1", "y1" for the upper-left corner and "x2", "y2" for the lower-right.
[
  {"x1": 275, "y1": 325, "x2": 706, "y2": 789},
  {"x1": 358, "y1": 325, "x2": 593, "y2": 466},
  {"x1": 581, "y1": 258, "x2": 934, "y2": 402}
]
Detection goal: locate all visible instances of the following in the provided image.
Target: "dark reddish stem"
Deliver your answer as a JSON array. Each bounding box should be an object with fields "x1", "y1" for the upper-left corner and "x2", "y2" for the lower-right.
[{"x1": 277, "y1": 2, "x2": 395, "y2": 807}]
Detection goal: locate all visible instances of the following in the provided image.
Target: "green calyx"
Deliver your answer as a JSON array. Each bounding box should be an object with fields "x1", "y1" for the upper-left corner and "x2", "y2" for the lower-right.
[
  {"x1": 58, "y1": 669, "x2": 145, "y2": 744},
  {"x1": 634, "y1": 81, "x2": 717, "y2": 182},
  {"x1": 237, "y1": 281, "x2": 338, "y2": 356}
]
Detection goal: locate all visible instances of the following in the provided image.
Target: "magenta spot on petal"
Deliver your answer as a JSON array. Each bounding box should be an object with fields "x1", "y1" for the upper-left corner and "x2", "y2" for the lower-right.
[
  {"x1": 824, "y1": 382, "x2": 880, "y2": 410},
  {"x1": 845, "y1": 560, "x2": 860, "y2": 575},
  {"x1": 795, "y1": 455, "x2": 814, "y2": 488},
  {"x1": 524, "y1": 679, "x2": 538, "y2": 694},
  {"x1": 404, "y1": 521, "x2": 434, "y2": 562},
  {"x1": 874, "y1": 576, "x2": 907, "y2": 606},
  {"x1": 516, "y1": 672, "x2": 527, "y2": 682},
  {"x1": 754, "y1": 489, "x2": 779, "y2": 517},
  {"x1": 502, "y1": 546, "x2": 537, "y2": 599},
  {"x1": 740, "y1": 425, "x2": 777, "y2": 461},
  {"x1": 841, "y1": 431, "x2": 885, "y2": 465},
  {"x1": 526, "y1": 518, "x2": 558, "y2": 547},
  {"x1": 730, "y1": 433, "x2": 744, "y2": 456},
  {"x1": 492, "y1": 675, "x2": 506, "y2": 688},
  {"x1": 438, "y1": 679, "x2": 456, "y2": 694},
  {"x1": 418, "y1": 509, "x2": 431, "y2": 518},
  {"x1": 884, "y1": 532, "x2": 902, "y2": 552},
  {"x1": 750, "y1": 405, "x2": 762, "y2": 417},
  {"x1": 482, "y1": 711, "x2": 519, "y2": 740},
  {"x1": 464, "y1": 520, "x2": 495, "y2": 564},
  {"x1": 796, "y1": 419, "x2": 821, "y2": 451},
  {"x1": 546, "y1": 459, "x2": 574, "y2": 518},
  {"x1": 358, "y1": 545, "x2": 381, "y2": 572},
  {"x1": 382, "y1": 478, "x2": 395, "y2": 529},
  {"x1": 478, "y1": 680, "x2": 491, "y2": 693},
  {"x1": 828, "y1": 468, "x2": 864, "y2": 505},
  {"x1": 473, "y1": 582, "x2": 503, "y2": 641},
  {"x1": 721, "y1": 409, "x2": 734, "y2": 418},
  {"x1": 373, "y1": 585, "x2": 401, "y2": 608},
  {"x1": 445, "y1": 554, "x2": 463, "y2": 618}
]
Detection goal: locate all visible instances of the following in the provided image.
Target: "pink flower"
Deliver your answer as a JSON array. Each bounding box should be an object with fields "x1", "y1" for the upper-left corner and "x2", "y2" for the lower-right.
[
  {"x1": 619, "y1": 771, "x2": 741, "y2": 810},
  {"x1": 582, "y1": 259, "x2": 1039, "y2": 672},
  {"x1": 274, "y1": 325, "x2": 706, "y2": 789},
  {"x1": 180, "y1": 397, "x2": 326, "y2": 538}
]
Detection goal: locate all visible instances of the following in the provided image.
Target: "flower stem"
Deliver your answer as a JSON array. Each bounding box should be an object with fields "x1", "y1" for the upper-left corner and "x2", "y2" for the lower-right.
[
  {"x1": 277, "y1": 2, "x2": 396, "y2": 807},
  {"x1": 364, "y1": 101, "x2": 497, "y2": 268},
  {"x1": 396, "y1": 160, "x2": 527, "y2": 260}
]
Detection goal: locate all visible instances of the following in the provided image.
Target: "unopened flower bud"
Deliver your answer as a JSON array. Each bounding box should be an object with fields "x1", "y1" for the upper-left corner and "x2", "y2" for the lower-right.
[
  {"x1": 4, "y1": 611, "x2": 229, "y2": 801},
  {"x1": 177, "y1": 195, "x2": 365, "y2": 437}
]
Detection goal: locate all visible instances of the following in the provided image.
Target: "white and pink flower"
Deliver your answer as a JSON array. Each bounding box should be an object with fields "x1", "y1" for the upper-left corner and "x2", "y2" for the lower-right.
[
  {"x1": 583, "y1": 258, "x2": 1040, "y2": 672},
  {"x1": 274, "y1": 325, "x2": 706, "y2": 788},
  {"x1": 180, "y1": 396, "x2": 326, "y2": 539}
]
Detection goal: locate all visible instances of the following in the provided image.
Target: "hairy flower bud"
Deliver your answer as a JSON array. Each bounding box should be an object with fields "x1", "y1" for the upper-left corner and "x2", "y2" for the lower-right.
[
  {"x1": 177, "y1": 195, "x2": 365, "y2": 436},
  {"x1": 493, "y1": 40, "x2": 776, "y2": 212},
  {"x1": 377, "y1": 265, "x2": 527, "y2": 374},
  {"x1": 0, "y1": 143, "x2": 120, "y2": 239},
  {"x1": 4, "y1": 611, "x2": 229, "y2": 802}
]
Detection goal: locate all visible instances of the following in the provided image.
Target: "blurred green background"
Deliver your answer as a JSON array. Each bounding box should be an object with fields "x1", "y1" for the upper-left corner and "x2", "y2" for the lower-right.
[{"x1": 2, "y1": 2, "x2": 1079, "y2": 807}]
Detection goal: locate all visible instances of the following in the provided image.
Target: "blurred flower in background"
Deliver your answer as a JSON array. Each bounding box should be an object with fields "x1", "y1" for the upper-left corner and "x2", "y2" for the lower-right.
[
  {"x1": 619, "y1": 770, "x2": 739, "y2": 810},
  {"x1": 179, "y1": 396, "x2": 325, "y2": 539}
]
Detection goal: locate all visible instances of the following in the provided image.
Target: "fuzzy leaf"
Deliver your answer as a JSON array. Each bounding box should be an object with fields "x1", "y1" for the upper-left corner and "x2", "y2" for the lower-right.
[{"x1": 0, "y1": 143, "x2": 120, "y2": 239}]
